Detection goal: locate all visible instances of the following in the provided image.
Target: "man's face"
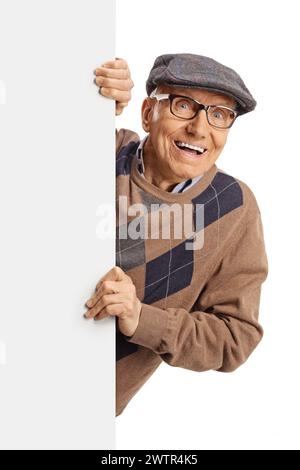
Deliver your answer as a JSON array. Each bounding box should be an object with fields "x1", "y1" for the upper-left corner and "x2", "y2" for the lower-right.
[{"x1": 141, "y1": 85, "x2": 237, "y2": 188}]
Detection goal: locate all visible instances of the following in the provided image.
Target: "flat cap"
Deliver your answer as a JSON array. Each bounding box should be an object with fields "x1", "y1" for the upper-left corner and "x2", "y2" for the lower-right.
[{"x1": 146, "y1": 53, "x2": 256, "y2": 115}]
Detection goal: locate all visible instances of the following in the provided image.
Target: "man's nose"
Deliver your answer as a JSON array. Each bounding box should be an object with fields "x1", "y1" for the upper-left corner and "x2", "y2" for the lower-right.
[{"x1": 186, "y1": 109, "x2": 209, "y2": 135}]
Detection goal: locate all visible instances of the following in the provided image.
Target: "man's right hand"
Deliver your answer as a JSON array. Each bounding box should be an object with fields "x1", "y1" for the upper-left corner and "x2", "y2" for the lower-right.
[{"x1": 94, "y1": 58, "x2": 134, "y2": 116}]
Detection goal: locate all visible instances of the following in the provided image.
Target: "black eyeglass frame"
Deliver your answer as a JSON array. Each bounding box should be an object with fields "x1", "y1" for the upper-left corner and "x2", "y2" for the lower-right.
[{"x1": 149, "y1": 91, "x2": 239, "y2": 129}]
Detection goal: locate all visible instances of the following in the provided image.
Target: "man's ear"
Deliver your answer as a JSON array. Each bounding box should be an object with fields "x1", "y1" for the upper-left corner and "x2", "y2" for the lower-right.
[{"x1": 141, "y1": 97, "x2": 154, "y2": 133}]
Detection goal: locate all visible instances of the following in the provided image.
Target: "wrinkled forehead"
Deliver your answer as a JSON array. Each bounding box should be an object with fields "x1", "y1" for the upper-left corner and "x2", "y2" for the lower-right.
[{"x1": 156, "y1": 84, "x2": 237, "y2": 108}]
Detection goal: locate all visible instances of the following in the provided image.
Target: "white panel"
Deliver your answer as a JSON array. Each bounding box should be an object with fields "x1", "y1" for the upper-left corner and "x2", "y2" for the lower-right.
[{"x1": 0, "y1": 0, "x2": 115, "y2": 449}]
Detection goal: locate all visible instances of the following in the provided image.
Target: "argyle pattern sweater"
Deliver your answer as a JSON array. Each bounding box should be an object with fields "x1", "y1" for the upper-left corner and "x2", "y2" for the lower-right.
[{"x1": 115, "y1": 128, "x2": 268, "y2": 417}]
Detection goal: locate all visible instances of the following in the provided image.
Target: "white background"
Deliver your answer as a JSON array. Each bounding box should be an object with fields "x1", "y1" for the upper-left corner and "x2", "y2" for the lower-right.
[
  {"x1": 0, "y1": 0, "x2": 115, "y2": 449},
  {"x1": 116, "y1": 0, "x2": 300, "y2": 450}
]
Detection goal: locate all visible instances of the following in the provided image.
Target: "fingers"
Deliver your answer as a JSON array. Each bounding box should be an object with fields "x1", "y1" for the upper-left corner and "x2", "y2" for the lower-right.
[
  {"x1": 93, "y1": 58, "x2": 133, "y2": 116},
  {"x1": 83, "y1": 267, "x2": 132, "y2": 319},
  {"x1": 94, "y1": 303, "x2": 124, "y2": 321},
  {"x1": 116, "y1": 101, "x2": 128, "y2": 115},
  {"x1": 84, "y1": 293, "x2": 123, "y2": 319},
  {"x1": 95, "y1": 266, "x2": 128, "y2": 291},
  {"x1": 94, "y1": 75, "x2": 134, "y2": 91},
  {"x1": 94, "y1": 66, "x2": 130, "y2": 80},
  {"x1": 86, "y1": 279, "x2": 127, "y2": 308},
  {"x1": 94, "y1": 58, "x2": 132, "y2": 84},
  {"x1": 99, "y1": 87, "x2": 131, "y2": 102},
  {"x1": 100, "y1": 58, "x2": 129, "y2": 70}
]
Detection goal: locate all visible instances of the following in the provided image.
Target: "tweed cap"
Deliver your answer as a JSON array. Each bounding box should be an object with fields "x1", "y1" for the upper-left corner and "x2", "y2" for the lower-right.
[{"x1": 146, "y1": 53, "x2": 256, "y2": 115}]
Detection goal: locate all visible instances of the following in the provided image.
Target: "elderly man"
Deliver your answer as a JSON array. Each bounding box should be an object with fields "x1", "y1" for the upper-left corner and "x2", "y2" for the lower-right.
[{"x1": 85, "y1": 54, "x2": 268, "y2": 417}]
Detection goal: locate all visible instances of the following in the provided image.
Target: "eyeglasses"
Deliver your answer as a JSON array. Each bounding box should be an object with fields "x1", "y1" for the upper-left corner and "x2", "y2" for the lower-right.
[{"x1": 149, "y1": 91, "x2": 238, "y2": 129}]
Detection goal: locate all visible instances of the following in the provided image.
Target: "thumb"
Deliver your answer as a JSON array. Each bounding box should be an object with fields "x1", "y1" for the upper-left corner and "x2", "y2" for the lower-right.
[{"x1": 96, "y1": 266, "x2": 126, "y2": 290}]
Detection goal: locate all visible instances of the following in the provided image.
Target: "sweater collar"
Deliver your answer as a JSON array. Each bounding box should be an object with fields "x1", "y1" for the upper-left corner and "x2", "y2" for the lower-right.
[{"x1": 131, "y1": 145, "x2": 218, "y2": 203}]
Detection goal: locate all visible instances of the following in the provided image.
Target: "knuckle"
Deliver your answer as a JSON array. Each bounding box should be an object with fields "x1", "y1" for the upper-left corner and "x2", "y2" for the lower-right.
[
  {"x1": 99, "y1": 77, "x2": 107, "y2": 86},
  {"x1": 106, "y1": 88, "x2": 114, "y2": 97},
  {"x1": 113, "y1": 266, "x2": 122, "y2": 275},
  {"x1": 106, "y1": 304, "x2": 114, "y2": 314},
  {"x1": 100, "y1": 68, "x2": 109, "y2": 77},
  {"x1": 101, "y1": 280, "x2": 109, "y2": 290}
]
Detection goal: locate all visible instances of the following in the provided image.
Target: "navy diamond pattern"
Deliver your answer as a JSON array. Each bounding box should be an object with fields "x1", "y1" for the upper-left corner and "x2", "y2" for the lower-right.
[
  {"x1": 117, "y1": 170, "x2": 243, "y2": 361},
  {"x1": 143, "y1": 239, "x2": 194, "y2": 304},
  {"x1": 116, "y1": 141, "x2": 139, "y2": 177}
]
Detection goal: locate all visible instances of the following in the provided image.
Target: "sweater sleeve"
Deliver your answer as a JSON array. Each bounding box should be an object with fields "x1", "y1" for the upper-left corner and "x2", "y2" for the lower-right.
[{"x1": 125, "y1": 210, "x2": 268, "y2": 372}]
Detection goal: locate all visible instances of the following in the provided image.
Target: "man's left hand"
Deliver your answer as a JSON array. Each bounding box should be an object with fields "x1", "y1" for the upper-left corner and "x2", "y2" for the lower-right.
[{"x1": 84, "y1": 266, "x2": 142, "y2": 337}]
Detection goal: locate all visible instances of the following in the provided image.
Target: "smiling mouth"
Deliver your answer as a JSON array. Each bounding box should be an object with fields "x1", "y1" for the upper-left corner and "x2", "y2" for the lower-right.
[{"x1": 173, "y1": 140, "x2": 208, "y2": 158}]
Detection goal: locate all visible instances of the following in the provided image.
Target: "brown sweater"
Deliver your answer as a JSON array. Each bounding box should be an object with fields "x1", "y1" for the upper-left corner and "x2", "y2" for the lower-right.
[{"x1": 115, "y1": 128, "x2": 268, "y2": 417}]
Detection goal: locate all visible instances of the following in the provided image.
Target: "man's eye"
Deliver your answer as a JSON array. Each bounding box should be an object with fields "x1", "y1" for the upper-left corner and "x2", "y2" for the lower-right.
[
  {"x1": 212, "y1": 111, "x2": 225, "y2": 120},
  {"x1": 179, "y1": 101, "x2": 190, "y2": 109}
]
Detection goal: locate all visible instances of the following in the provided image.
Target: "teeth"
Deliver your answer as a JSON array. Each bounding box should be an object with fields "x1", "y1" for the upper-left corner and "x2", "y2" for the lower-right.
[{"x1": 176, "y1": 141, "x2": 205, "y2": 153}]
